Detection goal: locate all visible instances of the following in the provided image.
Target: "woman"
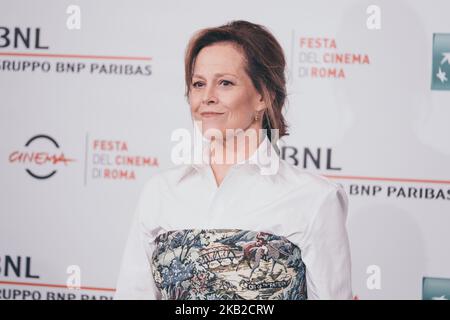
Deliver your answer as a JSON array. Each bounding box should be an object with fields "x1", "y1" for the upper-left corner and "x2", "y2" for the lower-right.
[{"x1": 114, "y1": 20, "x2": 352, "y2": 300}]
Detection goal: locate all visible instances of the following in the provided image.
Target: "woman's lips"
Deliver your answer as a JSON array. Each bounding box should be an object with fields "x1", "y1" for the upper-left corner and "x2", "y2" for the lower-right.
[{"x1": 200, "y1": 112, "x2": 225, "y2": 118}]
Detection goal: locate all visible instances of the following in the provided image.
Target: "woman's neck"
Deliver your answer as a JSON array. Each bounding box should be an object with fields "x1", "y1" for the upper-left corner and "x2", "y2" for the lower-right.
[{"x1": 208, "y1": 126, "x2": 264, "y2": 187}]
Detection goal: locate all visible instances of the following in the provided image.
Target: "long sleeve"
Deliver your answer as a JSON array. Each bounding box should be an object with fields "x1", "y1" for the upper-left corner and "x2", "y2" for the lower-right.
[
  {"x1": 301, "y1": 183, "x2": 353, "y2": 299},
  {"x1": 114, "y1": 180, "x2": 160, "y2": 300}
]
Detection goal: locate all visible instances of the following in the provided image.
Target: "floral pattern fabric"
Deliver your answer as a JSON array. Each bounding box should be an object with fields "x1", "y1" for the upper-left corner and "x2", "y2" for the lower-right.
[{"x1": 151, "y1": 229, "x2": 307, "y2": 300}]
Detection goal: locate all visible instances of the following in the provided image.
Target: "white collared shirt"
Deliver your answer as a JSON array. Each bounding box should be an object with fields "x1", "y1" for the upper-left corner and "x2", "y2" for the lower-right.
[{"x1": 114, "y1": 134, "x2": 353, "y2": 300}]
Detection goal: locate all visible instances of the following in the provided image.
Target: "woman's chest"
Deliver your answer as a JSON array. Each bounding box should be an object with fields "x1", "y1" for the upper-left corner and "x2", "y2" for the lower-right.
[{"x1": 151, "y1": 228, "x2": 307, "y2": 300}]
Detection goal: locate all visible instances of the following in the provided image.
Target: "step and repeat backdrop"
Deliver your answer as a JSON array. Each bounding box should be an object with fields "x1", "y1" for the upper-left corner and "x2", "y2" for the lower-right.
[{"x1": 1, "y1": 0, "x2": 449, "y2": 300}]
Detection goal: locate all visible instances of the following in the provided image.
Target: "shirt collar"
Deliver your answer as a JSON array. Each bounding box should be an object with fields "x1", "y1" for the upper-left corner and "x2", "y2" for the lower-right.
[{"x1": 177, "y1": 133, "x2": 281, "y2": 183}]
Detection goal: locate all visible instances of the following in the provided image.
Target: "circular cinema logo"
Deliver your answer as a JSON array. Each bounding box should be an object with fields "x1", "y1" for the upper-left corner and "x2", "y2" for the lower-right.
[{"x1": 8, "y1": 134, "x2": 75, "y2": 180}]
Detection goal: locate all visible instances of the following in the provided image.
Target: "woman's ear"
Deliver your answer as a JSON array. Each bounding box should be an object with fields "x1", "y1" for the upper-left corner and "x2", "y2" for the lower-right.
[
  {"x1": 259, "y1": 87, "x2": 266, "y2": 103},
  {"x1": 259, "y1": 86, "x2": 274, "y2": 109},
  {"x1": 254, "y1": 90, "x2": 265, "y2": 112}
]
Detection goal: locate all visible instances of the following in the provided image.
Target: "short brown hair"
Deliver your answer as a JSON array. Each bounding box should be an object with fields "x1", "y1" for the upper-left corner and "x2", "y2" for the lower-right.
[{"x1": 184, "y1": 20, "x2": 289, "y2": 142}]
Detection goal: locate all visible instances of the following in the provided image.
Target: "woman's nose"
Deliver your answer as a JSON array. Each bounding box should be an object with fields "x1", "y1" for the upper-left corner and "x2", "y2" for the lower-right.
[{"x1": 202, "y1": 85, "x2": 218, "y2": 104}]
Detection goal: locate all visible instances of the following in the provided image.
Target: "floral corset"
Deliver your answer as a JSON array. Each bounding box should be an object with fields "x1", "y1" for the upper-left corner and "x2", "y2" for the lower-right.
[{"x1": 151, "y1": 229, "x2": 307, "y2": 300}]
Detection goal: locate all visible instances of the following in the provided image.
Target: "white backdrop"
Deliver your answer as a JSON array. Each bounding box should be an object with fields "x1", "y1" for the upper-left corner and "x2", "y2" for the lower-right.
[{"x1": 1, "y1": 0, "x2": 449, "y2": 300}]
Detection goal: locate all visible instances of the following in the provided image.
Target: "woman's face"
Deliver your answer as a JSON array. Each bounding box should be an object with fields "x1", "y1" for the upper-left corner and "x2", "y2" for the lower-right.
[{"x1": 188, "y1": 42, "x2": 265, "y2": 141}]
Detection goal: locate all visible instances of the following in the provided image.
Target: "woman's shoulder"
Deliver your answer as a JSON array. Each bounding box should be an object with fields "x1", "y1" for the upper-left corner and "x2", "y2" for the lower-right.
[
  {"x1": 135, "y1": 164, "x2": 190, "y2": 224},
  {"x1": 278, "y1": 159, "x2": 342, "y2": 196},
  {"x1": 139, "y1": 164, "x2": 192, "y2": 192}
]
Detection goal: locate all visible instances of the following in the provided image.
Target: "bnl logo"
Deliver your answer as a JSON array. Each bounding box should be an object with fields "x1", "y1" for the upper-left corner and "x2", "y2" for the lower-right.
[{"x1": 431, "y1": 33, "x2": 450, "y2": 90}]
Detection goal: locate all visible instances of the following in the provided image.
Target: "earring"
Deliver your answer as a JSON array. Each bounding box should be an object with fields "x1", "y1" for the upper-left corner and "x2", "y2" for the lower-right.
[{"x1": 254, "y1": 111, "x2": 260, "y2": 121}]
